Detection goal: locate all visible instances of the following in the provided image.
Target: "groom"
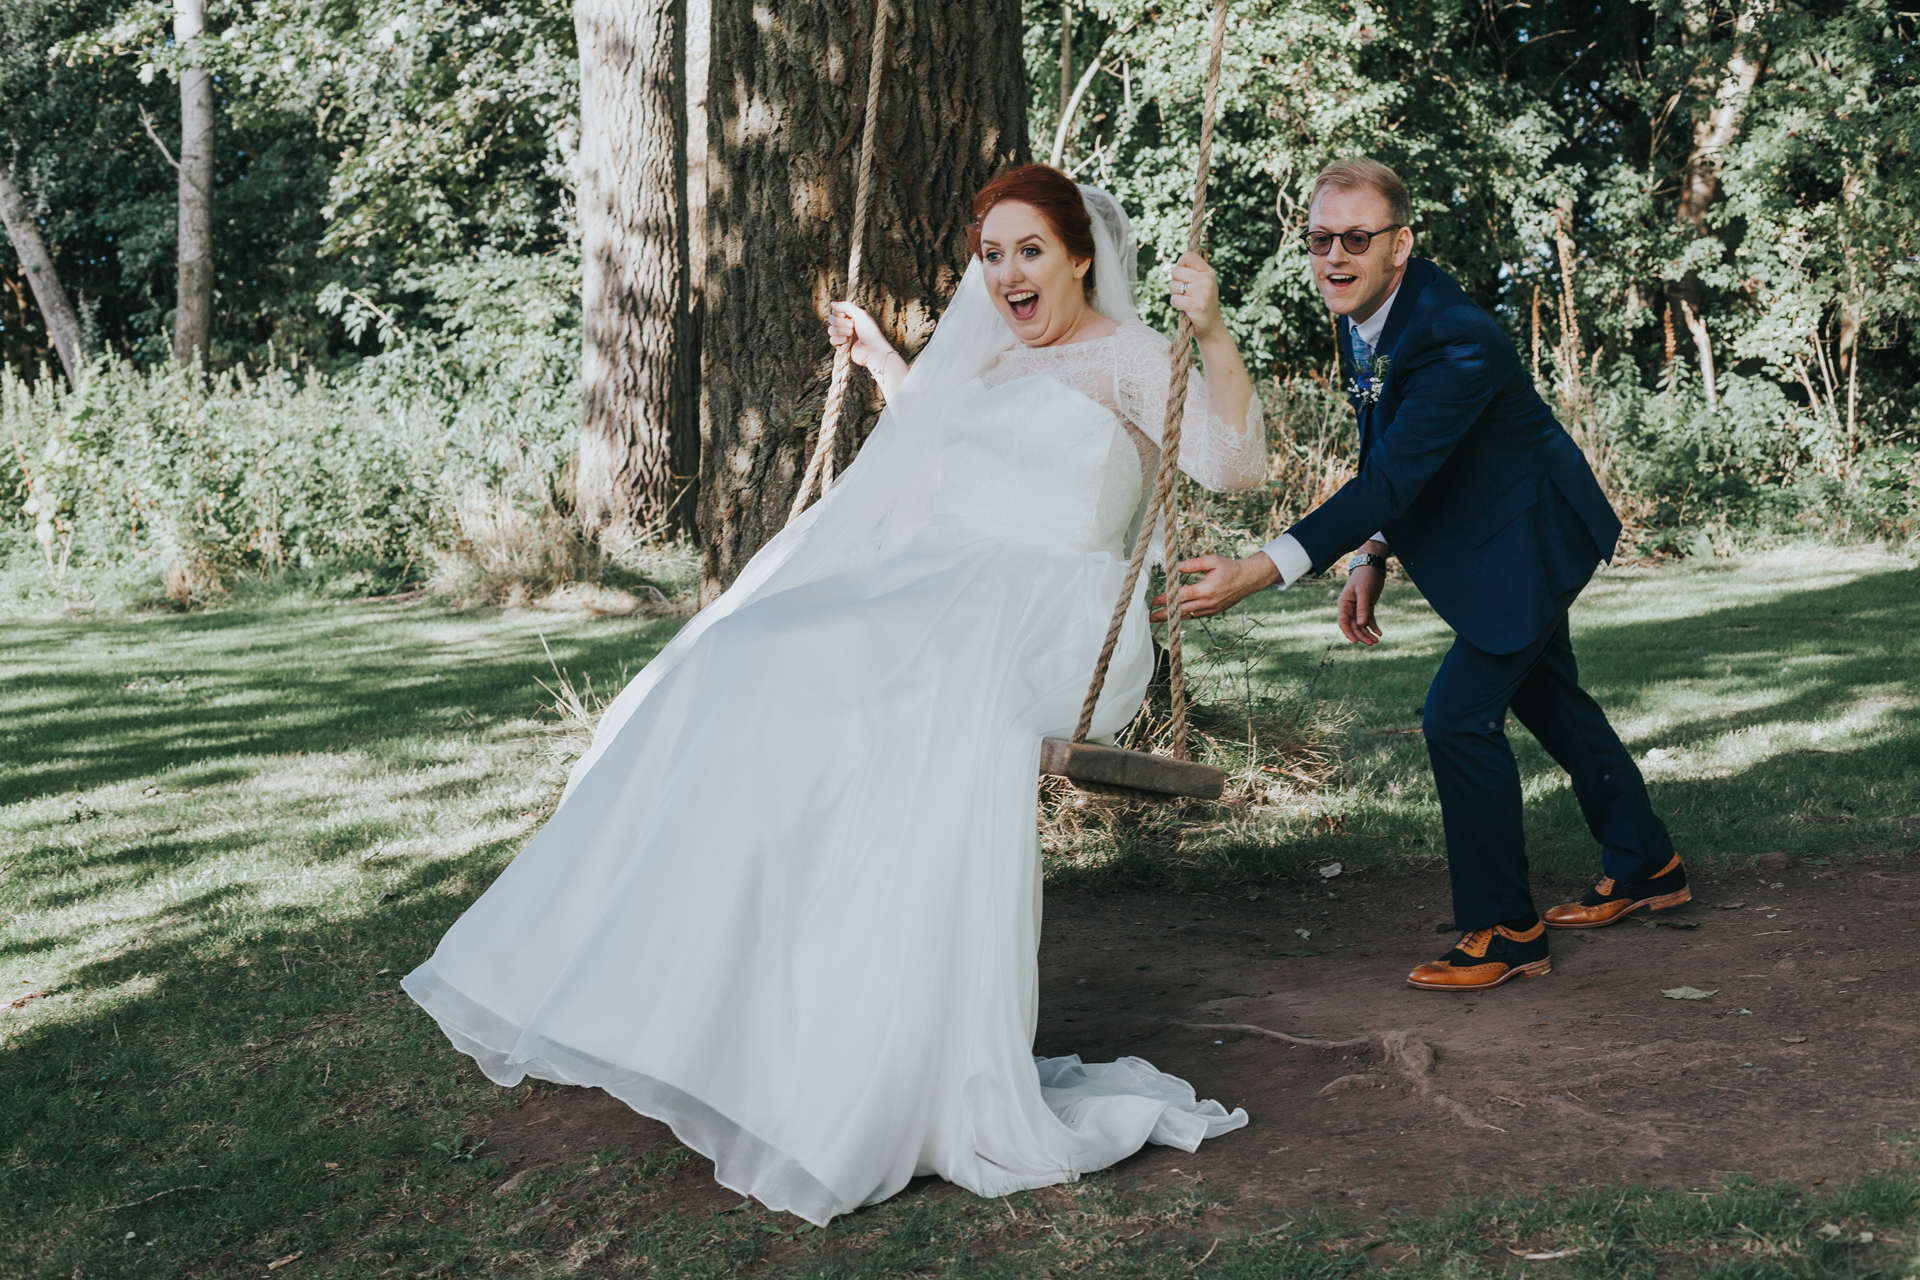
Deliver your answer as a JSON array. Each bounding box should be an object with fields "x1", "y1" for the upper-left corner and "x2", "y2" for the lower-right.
[{"x1": 1167, "y1": 159, "x2": 1687, "y2": 992}]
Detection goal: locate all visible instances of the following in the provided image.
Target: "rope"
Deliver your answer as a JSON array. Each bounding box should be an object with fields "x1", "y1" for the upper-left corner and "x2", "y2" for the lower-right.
[
  {"x1": 1071, "y1": 0, "x2": 1229, "y2": 756},
  {"x1": 789, "y1": 0, "x2": 892, "y2": 525}
]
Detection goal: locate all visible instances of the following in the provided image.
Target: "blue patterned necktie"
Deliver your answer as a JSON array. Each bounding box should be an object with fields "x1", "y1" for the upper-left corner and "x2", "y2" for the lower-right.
[{"x1": 1349, "y1": 327, "x2": 1374, "y2": 387}]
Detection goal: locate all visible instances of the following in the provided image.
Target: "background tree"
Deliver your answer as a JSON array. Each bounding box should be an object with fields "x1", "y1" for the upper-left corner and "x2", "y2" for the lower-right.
[
  {"x1": 574, "y1": 0, "x2": 699, "y2": 537},
  {"x1": 697, "y1": 0, "x2": 1030, "y2": 599},
  {"x1": 0, "y1": 165, "x2": 84, "y2": 387},
  {"x1": 171, "y1": 0, "x2": 213, "y2": 366}
]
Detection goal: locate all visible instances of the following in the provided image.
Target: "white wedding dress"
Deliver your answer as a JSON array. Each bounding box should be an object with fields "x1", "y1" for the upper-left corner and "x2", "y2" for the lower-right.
[{"x1": 404, "y1": 188, "x2": 1265, "y2": 1224}]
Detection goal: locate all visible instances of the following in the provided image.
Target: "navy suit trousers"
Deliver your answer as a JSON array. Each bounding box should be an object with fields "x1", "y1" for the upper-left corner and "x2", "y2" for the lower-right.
[{"x1": 1423, "y1": 610, "x2": 1674, "y2": 929}]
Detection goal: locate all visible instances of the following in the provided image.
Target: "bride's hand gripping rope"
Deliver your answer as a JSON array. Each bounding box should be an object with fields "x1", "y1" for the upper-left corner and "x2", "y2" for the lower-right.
[
  {"x1": 826, "y1": 301, "x2": 909, "y2": 402},
  {"x1": 1166, "y1": 251, "x2": 1226, "y2": 342}
]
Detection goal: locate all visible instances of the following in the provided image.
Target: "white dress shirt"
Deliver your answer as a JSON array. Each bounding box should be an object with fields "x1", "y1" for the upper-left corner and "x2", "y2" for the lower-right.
[{"x1": 1260, "y1": 277, "x2": 1402, "y2": 588}]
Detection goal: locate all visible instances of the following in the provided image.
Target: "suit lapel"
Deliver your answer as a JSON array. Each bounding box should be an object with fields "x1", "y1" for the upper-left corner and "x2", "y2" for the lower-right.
[{"x1": 1357, "y1": 259, "x2": 1436, "y2": 453}]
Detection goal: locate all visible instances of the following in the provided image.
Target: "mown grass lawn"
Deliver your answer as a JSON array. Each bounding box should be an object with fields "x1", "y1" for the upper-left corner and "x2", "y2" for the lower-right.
[{"x1": 4, "y1": 549, "x2": 1919, "y2": 1278}]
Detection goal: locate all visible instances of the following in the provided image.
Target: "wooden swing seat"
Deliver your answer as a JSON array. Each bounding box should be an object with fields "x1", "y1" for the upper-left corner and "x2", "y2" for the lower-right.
[{"x1": 1039, "y1": 738, "x2": 1226, "y2": 801}]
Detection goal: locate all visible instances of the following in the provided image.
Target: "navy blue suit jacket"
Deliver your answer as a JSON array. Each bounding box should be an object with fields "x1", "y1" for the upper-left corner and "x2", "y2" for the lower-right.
[{"x1": 1287, "y1": 258, "x2": 1622, "y2": 655}]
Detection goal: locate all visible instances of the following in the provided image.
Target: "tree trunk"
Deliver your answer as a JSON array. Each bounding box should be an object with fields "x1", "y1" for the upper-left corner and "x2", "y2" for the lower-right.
[
  {"x1": 1678, "y1": 298, "x2": 1718, "y2": 410},
  {"x1": 698, "y1": 0, "x2": 1028, "y2": 601},
  {"x1": 173, "y1": 0, "x2": 214, "y2": 367},
  {"x1": 1676, "y1": 1, "x2": 1771, "y2": 234},
  {"x1": 574, "y1": 0, "x2": 700, "y2": 537},
  {"x1": 687, "y1": 0, "x2": 709, "y2": 315},
  {"x1": 1667, "y1": 0, "x2": 1769, "y2": 407},
  {"x1": 0, "y1": 166, "x2": 85, "y2": 388}
]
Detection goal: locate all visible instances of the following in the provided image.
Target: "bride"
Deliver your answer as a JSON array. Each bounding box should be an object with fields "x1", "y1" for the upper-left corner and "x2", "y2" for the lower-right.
[{"x1": 403, "y1": 165, "x2": 1267, "y2": 1224}]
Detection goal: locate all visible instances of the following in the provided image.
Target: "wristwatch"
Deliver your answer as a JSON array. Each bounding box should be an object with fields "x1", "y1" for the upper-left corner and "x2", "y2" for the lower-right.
[{"x1": 1347, "y1": 552, "x2": 1388, "y2": 574}]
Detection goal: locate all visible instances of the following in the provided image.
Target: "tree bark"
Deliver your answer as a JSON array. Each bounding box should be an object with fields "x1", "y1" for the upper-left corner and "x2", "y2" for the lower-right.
[
  {"x1": 1668, "y1": 0, "x2": 1770, "y2": 404},
  {"x1": 173, "y1": 0, "x2": 214, "y2": 367},
  {"x1": 0, "y1": 166, "x2": 85, "y2": 388},
  {"x1": 698, "y1": 0, "x2": 1028, "y2": 601},
  {"x1": 574, "y1": 0, "x2": 700, "y2": 537},
  {"x1": 1676, "y1": 1, "x2": 1771, "y2": 234}
]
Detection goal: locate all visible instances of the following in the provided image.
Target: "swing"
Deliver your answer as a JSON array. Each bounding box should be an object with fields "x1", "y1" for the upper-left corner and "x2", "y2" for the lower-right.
[
  {"x1": 1041, "y1": 0, "x2": 1232, "y2": 803},
  {"x1": 792, "y1": 0, "x2": 1233, "y2": 804}
]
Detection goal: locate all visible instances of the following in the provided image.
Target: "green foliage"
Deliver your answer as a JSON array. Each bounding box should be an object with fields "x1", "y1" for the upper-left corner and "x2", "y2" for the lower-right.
[
  {"x1": 0, "y1": 251, "x2": 581, "y2": 608},
  {"x1": 5, "y1": 0, "x2": 1918, "y2": 573},
  {"x1": 2, "y1": 0, "x2": 339, "y2": 370},
  {"x1": 1033, "y1": 0, "x2": 1920, "y2": 524}
]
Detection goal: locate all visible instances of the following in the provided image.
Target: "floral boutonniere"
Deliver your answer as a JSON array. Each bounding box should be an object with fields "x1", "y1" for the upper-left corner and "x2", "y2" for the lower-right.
[{"x1": 1348, "y1": 354, "x2": 1391, "y2": 407}]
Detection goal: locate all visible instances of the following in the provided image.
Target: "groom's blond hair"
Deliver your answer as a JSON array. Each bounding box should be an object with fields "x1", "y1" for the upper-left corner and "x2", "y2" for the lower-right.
[{"x1": 1309, "y1": 159, "x2": 1410, "y2": 228}]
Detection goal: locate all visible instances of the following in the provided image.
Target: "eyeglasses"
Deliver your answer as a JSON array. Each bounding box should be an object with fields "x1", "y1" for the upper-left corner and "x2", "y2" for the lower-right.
[{"x1": 1302, "y1": 225, "x2": 1402, "y2": 256}]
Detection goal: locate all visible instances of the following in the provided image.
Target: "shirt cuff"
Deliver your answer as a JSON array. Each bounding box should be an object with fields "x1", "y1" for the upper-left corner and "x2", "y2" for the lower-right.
[
  {"x1": 1368, "y1": 531, "x2": 1387, "y2": 548},
  {"x1": 1261, "y1": 534, "x2": 1313, "y2": 590}
]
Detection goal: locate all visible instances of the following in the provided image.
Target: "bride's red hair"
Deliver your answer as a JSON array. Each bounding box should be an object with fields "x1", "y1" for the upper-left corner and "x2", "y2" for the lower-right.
[{"x1": 966, "y1": 164, "x2": 1097, "y2": 294}]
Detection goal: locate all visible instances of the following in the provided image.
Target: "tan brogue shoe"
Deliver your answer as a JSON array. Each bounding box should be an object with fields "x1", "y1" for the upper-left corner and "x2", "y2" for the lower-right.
[
  {"x1": 1406, "y1": 920, "x2": 1551, "y2": 992},
  {"x1": 1543, "y1": 853, "x2": 1691, "y2": 929}
]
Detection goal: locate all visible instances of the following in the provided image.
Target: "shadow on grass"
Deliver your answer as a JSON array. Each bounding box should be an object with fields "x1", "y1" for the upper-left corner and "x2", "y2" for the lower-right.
[
  {"x1": 0, "y1": 840, "x2": 532, "y2": 1278},
  {"x1": 0, "y1": 600, "x2": 680, "y2": 808}
]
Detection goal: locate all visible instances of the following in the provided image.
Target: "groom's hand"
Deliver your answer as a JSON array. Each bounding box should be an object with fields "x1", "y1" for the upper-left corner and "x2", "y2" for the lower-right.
[
  {"x1": 1338, "y1": 565, "x2": 1386, "y2": 645},
  {"x1": 1150, "y1": 553, "x2": 1279, "y2": 622}
]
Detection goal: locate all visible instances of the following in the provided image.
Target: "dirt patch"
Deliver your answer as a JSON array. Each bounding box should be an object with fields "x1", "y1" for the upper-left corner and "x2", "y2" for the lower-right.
[
  {"x1": 1036, "y1": 855, "x2": 1920, "y2": 1224},
  {"x1": 475, "y1": 856, "x2": 1919, "y2": 1227}
]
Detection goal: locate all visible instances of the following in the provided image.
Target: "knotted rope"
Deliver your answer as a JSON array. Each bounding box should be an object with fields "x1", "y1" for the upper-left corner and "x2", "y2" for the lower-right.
[
  {"x1": 789, "y1": 0, "x2": 892, "y2": 524},
  {"x1": 1070, "y1": 0, "x2": 1230, "y2": 758}
]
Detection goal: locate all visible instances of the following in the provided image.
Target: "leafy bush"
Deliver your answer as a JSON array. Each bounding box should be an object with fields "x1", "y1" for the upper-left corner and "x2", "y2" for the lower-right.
[{"x1": 0, "y1": 253, "x2": 583, "y2": 611}]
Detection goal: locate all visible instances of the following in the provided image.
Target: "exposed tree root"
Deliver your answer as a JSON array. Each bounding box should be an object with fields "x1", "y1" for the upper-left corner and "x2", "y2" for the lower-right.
[
  {"x1": 1176, "y1": 1024, "x2": 1502, "y2": 1130},
  {"x1": 1171, "y1": 1022, "x2": 1371, "y2": 1050}
]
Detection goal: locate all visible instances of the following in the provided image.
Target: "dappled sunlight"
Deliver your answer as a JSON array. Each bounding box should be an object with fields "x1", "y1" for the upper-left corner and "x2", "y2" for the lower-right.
[
  {"x1": 0, "y1": 599, "x2": 674, "y2": 1049},
  {"x1": 1165, "y1": 547, "x2": 1920, "y2": 881}
]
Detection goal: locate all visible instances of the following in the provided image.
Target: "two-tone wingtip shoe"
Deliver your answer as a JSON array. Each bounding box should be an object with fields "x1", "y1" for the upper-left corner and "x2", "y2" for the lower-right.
[
  {"x1": 1543, "y1": 853, "x2": 1691, "y2": 929},
  {"x1": 1406, "y1": 919, "x2": 1552, "y2": 992}
]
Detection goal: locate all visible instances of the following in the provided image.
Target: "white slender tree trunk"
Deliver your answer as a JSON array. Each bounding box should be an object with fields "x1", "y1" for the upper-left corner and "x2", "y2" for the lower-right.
[
  {"x1": 0, "y1": 166, "x2": 85, "y2": 388},
  {"x1": 173, "y1": 0, "x2": 214, "y2": 367},
  {"x1": 574, "y1": 0, "x2": 699, "y2": 536},
  {"x1": 1668, "y1": 0, "x2": 1770, "y2": 409}
]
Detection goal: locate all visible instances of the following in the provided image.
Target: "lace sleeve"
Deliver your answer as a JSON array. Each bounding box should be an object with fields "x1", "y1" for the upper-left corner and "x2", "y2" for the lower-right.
[{"x1": 1111, "y1": 323, "x2": 1266, "y2": 493}]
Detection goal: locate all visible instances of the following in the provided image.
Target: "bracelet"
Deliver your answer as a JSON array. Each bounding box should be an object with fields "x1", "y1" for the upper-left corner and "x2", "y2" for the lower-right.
[{"x1": 1347, "y1": 552, "x2": 1388, "y2": 574}]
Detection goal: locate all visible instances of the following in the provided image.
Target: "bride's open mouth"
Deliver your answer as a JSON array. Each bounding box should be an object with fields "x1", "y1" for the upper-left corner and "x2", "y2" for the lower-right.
[{"x1": 1006, "y1": 290, "x2": 1040, "y2": 321}]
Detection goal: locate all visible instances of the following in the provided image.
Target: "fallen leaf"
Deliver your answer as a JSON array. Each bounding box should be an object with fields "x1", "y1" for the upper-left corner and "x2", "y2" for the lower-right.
[
  {"x1": 323, "y1": 1162, "x2": 339, "y2": 1169},
  {"x1": 1318, "y1": 862, "x2": 1343, "y2": 879},
  {"x1": 1640, "y1": 918, "x2": 1699, "y2": 930},
  {"x1": 1662, "y1": 986, "x2": 1717, "y2": 1000},
  {"x1": 1818, "y1": 1224, "x2": 1842, "y2": 1239},
  {"x1": 1295, "y1": 928, "x2": 1312, "y2": 940},
  {"x1": 1718, "y1": 901, "x2": 1746, "y2": 910},
  {"x1": 1508, "y1": 1247, "x2": 1583, "y2": 1260},
  {"x1": 267, "y1": 1252, "x2": 302, "y2": 1270},
  {"x1": 1278, "y1": 948, "x2": 1320, "y2": 958},
  {"x1": 1782, "y1": 1035, "x2": 1808, "y2": 1044}
]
